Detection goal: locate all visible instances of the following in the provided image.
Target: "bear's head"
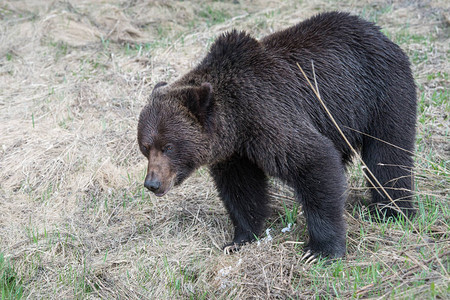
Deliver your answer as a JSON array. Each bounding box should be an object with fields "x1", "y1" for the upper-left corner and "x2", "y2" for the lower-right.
[{"x1": 137, "y1": 81, "x2": 214, "y2": 196}]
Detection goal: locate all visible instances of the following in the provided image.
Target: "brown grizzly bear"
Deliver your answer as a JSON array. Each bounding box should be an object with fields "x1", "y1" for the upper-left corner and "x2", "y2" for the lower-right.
[{"x1": 137, "y1": 12, "x2": 417, "y2": 258}]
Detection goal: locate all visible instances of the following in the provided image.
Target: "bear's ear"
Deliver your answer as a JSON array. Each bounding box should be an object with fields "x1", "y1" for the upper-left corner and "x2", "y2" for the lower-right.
[
  {"x1": 184, "y1": 82, "x2": 214, "y2": 129},
  {"x1": 152, "y1": 82, "x2": 167, "y2": 95}
]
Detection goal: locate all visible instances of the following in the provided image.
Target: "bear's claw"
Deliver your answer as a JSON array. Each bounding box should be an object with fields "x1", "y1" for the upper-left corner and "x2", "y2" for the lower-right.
[
  {"x1": 300, "y1": 250, "x2": 318, "y2": 265},
  {"x1": 223, "y1": 243, "x2": 241, "y2": 255}
]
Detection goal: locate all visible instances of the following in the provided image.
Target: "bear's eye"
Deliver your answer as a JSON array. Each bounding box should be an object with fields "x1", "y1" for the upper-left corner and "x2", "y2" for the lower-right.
[
  {"x1": 141, "y1": 145, "x2": 150, "y2": 155},
  {"x1": 162, "y1": 143, "x2": 174, "y2": 154}
]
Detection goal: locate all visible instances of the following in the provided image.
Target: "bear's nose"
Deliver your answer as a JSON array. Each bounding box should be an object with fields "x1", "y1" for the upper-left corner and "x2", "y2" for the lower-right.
[{"x1": 144, "y1": 178, "x2": 161, "y2": 192}]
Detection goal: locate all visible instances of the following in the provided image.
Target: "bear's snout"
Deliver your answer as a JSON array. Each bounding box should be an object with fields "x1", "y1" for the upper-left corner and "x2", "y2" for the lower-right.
[
  {"x1": 142, "y1": 148, "x2": 177, "y2": 197},
  {"x1": 144, "y1": 176, "x2": 161, "y2": 193},
  {"x1": 144, "y1": 172, "x2": 173, "y2": 197}
]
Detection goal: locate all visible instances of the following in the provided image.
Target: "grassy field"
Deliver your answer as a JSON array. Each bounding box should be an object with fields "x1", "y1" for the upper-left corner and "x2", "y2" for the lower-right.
[{"x1": 0, "y1": 0, "x2": 448, "y2": 298}]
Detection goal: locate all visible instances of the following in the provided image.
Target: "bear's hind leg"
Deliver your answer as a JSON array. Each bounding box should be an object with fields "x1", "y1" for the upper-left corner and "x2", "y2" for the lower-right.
[
  {"x1": 210, "y1": 155, "x2": 270, "y2": 249},
  {"x1": 361, "y1": 136, "x2": 416, "y2": 219}
]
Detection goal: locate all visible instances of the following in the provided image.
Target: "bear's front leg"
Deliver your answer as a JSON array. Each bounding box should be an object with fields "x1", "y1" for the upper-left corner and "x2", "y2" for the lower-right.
[{"x1": 210, "y1": 155, "x2": 270, "y2": 250}]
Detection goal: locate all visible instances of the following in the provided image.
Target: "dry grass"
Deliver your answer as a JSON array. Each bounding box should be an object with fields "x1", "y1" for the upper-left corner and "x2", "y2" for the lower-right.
[{"x1": 0, "y1": 0, "x2": 449, "y2": 299}]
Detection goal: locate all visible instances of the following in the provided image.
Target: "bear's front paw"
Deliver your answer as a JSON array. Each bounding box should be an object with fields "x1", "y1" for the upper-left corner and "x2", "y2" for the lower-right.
[
  {"x1": 222, "y1": 231, "x2": 257, "y2": 254},
  {"x1": 222, "y1": 242, "x2": 241, "y2": 255},
  {"x1": 222, "y1": 237, "x2": 253, "y2": 254},
  {"x1": 300, "y1": 249, "x2": 318, "y2": 265},
  {"x1": 304, "y1": 241, "x2": 346, "y2": 259}
]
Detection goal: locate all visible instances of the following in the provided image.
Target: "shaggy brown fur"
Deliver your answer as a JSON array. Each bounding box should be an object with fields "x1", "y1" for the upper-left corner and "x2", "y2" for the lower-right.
[{"x1": 137, "y1": 12, "x2": 417, "y2": 257}]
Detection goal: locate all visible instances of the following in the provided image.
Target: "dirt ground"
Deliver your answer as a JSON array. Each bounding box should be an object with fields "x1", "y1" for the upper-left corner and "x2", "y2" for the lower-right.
[{"x1": 0, "y1": 0, "x2": 448, "y2": 299}]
